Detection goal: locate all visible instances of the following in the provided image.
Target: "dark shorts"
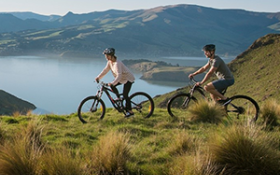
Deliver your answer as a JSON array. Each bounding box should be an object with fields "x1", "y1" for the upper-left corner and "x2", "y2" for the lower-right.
[{"x1": 212, "y1": 79, "x2": 234, "y2": 93}]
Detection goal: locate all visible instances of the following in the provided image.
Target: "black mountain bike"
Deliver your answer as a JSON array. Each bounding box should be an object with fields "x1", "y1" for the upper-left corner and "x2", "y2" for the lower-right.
[
  {"x1": 77, "y1": 82, "x2": 154, "y2": 123},
  {"x1": 167, "y1": 78, "x2": 260, "y2": 122}
]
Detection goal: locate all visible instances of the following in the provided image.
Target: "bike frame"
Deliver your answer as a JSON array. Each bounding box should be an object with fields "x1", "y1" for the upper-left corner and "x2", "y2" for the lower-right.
[{"x1": 96, "y1": 82, "x2": 125, "y2": 112}]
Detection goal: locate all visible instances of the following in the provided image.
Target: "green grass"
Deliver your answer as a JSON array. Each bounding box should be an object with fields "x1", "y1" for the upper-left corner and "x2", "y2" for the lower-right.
[{"x1": 1, "y1": 100, "x2": 280, "y2": 175}]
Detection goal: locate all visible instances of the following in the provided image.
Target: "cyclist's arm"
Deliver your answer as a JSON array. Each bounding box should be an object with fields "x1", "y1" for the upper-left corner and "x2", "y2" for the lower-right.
[
  {"x1": 189, "y1": 62, "x2": 210, "y2": 78},
  {"x1": 200, "y1": 66, "x2": 217, "y2": 85},
  {"x1": 96, "y1": 62, "x2": 111, "y2": 80}
]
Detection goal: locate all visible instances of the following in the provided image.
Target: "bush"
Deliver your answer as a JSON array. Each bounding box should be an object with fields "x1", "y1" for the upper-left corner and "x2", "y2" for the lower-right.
[
  {"x1": 261, "y1": 99, "x2": 280, "y2": 126},
  {"x1": 88, "y1": 131, "x2": 131, "y2": 174},
  {"x1": 189, "y1": 101, "x2": 225, "y2": 123},
  {"x1": 0, "y1": 119, "x2": 44, "y2": 175},
  {"x1": 207, "y1": 124, "x2": 280, "y2": 174}
]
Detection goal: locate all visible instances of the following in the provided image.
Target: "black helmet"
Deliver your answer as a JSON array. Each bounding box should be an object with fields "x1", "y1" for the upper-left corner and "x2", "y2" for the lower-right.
[
  {"x1": 202, "y1": 44, "x2": 215, "y2": 51},
  {"x1": 103, "y1": 48, "x2": 115, "y2": 55}
]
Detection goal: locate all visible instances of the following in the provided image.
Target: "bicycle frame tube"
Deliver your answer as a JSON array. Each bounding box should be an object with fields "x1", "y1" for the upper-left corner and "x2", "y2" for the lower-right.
[{"x1": 100, "y1": 85, "x2": 121, "y2": 109}]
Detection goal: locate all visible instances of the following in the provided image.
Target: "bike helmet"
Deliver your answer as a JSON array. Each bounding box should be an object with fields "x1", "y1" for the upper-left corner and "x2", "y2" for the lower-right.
[
  {"x1": 202, "y1": 44, "x2": 216, "y2": 51},
  {"x1": 103, "y1": 48, "x2": 115, "y2": 55}
]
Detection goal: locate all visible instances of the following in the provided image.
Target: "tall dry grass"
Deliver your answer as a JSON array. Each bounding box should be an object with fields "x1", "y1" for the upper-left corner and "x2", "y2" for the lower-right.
[
  {"x1": 0, "y1": 118, "x2": 44, "y2": 175},
  {"x1": 87, "y1": 131, "x2": 131, "y2": 174},
  {"x1": 167, "y1": 129, "x2": 197, "y2": 156},
  {"x1": 206, "y1": 124, "x2": 280, "y2": 174},
  {"x1": 40, "y1": 147, "x2": 84, "y2": 175},
  {"x1": 188, "y1": 101, "x2": 225, "y2": 123},
  {"x1": 261, "y1": 99, "x2": 280, "y2": 126}
]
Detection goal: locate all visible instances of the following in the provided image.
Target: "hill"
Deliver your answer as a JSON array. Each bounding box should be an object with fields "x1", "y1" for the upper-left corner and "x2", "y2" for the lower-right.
[
  {"x1": 227, "y1": 33, "x2": 280, "y2": 103},
  {"x1": 0, "y1": 90, "x2": 36, "y2": 115},
  {"x1": 0, "y1": 5, "x2": 280, "y2": 57}
]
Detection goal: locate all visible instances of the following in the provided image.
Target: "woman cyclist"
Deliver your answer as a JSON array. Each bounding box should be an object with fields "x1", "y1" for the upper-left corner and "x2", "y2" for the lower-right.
[{"x1": 95, "y1": 48, "x2": 135, "y2": 118}]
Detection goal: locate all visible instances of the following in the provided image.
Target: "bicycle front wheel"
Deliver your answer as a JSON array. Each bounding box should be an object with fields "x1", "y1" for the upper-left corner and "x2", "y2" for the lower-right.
[
  {"x1": 129, "y1": 92, "x2": 154, "y2": 118},
  {"x1": 167, "y1": 93, "x2": 197, "y2": 117},
  {"x1": 77, "y1": 96, "x2": 106, "y2": 123},
  {"x1": 225, "y1": 95, "x2": 259, "y2": 122}
]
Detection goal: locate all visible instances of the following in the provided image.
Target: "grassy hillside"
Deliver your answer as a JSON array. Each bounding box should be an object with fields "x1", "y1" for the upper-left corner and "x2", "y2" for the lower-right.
[
  {"x1": 227, "y1": 33, "x2": 280, "y2": 104},
  {"x1": 1, "y1": 101, "x2": 280, "y2": 174},
  {"x1": 0, "y1": 90, "x2": 36, "y2": 115}
]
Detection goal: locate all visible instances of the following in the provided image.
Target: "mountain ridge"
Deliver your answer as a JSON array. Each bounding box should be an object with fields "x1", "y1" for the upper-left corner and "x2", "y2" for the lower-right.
[{"x1": 0, "y1": 4, "x2": 279, "y2": 57}]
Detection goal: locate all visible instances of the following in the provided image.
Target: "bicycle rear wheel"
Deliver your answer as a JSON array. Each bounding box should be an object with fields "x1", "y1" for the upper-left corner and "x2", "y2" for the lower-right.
[
  {"x1": 167, "y1": 93, "x2": 197, "y2": 117},
  {"x1": 129, "y1": 92, "x2": 154, "y2": 118},
  {"x1": 224, "y1": 95, "x2": 259, "y2": 122},
  {"x1": 77, "y1": 96, "x2": 106, "y2": 123}
]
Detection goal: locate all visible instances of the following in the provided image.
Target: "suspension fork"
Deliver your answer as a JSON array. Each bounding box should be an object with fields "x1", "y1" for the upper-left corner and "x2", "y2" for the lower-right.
[{"x1": 90, "y1": 89, "x2": 103, "y2": 112}]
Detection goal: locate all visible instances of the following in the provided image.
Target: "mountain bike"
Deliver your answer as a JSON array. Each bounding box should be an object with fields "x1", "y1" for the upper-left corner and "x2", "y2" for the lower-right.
[
  {"x1": 77, "y1": 82, "x2": 154, "y2": 123},
  {"x1": 167, "y1": 78, "x2": 260, "y2": 122}
]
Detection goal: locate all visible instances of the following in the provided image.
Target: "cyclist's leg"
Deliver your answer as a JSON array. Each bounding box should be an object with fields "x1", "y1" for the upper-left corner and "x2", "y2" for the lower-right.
[
  {"x1": 110, "y1": 83, "x2": 121, "y2": 98},
  {"x1": 123, "y1": 81, "x2": 133, "y2": 113},
  {"x1": 205, "y1": 79, "x2": 234, "y2": 101}
]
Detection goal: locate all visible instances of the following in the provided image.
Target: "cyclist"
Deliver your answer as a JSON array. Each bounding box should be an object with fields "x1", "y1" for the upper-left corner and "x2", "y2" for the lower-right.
[
  {"x1": 95, "y1": 48, "x2": 135, "y2": 118},
  {"x1": 188, "y1": 44, "x2": 234, "y2": 104}
]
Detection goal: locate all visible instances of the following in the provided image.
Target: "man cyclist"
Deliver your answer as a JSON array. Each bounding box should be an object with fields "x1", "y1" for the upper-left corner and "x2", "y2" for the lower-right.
[{"x1": 188, "y1": 44, "x2": 234, "y2": 104}]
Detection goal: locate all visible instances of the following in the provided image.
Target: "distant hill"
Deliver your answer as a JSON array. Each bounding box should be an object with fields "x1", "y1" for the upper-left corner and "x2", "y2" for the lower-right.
[
  {"x1": 0, "y1": 90, "x2": 36, "y2": 115},
  {"x1": 0, "y1": 4, "x2": 280, "y2": 57},
  {"x1": 7, "y1": 12, "x2": 61, "y2": 21}
]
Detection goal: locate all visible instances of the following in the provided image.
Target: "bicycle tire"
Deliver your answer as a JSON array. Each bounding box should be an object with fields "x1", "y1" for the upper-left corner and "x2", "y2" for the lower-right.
[
  {"x1": 224, "y1": 95, "x2": 259, "y2": 122},
  {"x1": 167, "y1": 93, "x2": 197, "y2": 117},
  {"x1": 77, "y1": 96, "x2": 106, "y2": 123},
  {"x1": 129, "y1": 92, "x2": 154, "y2": 118}
]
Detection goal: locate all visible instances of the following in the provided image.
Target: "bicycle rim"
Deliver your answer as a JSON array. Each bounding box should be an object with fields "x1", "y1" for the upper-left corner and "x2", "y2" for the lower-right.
[
  {"x1": 167, "y1": 93, "x2": 197, "y2": 117},
  {"x1": 225, "y1": 95, "x2": 259, "y2": 123},
  {"x1": 129, "y1": 92, "x2": 154, "y2": 118},
  {"x1": 77, "y1": 96, "x2": 106, "y2": 123}
]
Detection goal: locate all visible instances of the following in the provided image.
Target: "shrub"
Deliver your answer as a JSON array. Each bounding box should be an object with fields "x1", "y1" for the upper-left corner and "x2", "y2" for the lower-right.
[
  {"x1": 0, "y1": 119, "x2": 44, "y2": 175},
  {"x1": 206, "y1": 124, "x2": 280, "y2": 174},
  {"x1": 189, "y1": 101, "x2": 225, "y2": 123},
  {"x1": 261, "y1": 99, "x2": 280, "y2": 126},
  {"x1": 40, "y1": 147, "x2": 83, "y2": 175},
  {"x1": 167, "y1": 129, "x2": 196, "y2": 156},
  {"x1": 88, "y1": 131, "x2": 131, "y2": 174}
]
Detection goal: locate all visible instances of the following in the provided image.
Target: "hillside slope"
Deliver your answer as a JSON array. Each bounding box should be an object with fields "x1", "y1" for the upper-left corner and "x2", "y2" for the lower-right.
[
  {"x1": 0, "y1": 90, "x2": 36, "y2": 115},
  {"x1": 226, "y1": 33, "x2": 280, "y2": 103}
]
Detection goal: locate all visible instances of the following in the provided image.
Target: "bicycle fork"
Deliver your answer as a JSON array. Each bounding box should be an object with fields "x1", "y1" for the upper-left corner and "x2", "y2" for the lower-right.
[{"x1": 90, "y1": 90, "x2": 102, "y2": 112}]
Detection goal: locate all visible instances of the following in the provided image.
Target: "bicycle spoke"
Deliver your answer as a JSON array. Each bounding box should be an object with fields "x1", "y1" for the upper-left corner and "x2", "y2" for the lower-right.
[
  {"x1": 225, "y1": 95, "x2": 259, "y2": 123},
  {"x1": 78, "y1": 96, "x2": 106, "y2": 123},
  {"x1": 167, "y1": 93, "x2": 197, "y2": 117},
  {"x1": 130, "y1": 92, "x2": 154, "y2": 118}
]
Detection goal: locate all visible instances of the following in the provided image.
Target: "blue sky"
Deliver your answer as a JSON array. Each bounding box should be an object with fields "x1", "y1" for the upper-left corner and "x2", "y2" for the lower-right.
[{"x1": 0, "y1": 0, "x2": 279, "y2": 15}]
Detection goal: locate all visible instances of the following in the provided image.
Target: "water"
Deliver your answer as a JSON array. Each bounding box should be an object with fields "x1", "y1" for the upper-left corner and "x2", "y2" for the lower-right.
[{"x1": 0, "y1": 55, "x2": 234, "y2": 114}]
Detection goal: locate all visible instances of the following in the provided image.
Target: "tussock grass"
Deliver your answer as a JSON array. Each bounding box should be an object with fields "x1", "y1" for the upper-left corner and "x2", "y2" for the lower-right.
[
  {"x1": 88, "y1": 131, "x2": 131, "y2": 174},
  {"x1": 0, "y1": 118, "x2": 44, "y2": 175},
  {"x1": 188, "y1": 101, "x2": 225, "y2": 123},
  {"x1": 207, "y1": 124, "x2": 280, "y2": 175},
  {"x1": 167, "y1": 129, "x2": 197, "y2": 156},
  {"x1": 261, "y1": 99, "x2": 280, "y2": 126},
  {"x1": 40, "y1": 147, "x2": 84, "y2": 175}
]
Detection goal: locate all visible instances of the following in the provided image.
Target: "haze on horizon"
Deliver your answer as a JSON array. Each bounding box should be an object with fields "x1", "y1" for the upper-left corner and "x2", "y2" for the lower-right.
[{"x1": 0, "y1": 0, "x2": 279, "y2": 16}]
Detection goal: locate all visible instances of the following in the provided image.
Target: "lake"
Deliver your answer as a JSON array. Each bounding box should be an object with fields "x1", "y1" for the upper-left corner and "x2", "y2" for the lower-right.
[{"x1": 0, "y1": 55, "x2": 234, "y2": 114}]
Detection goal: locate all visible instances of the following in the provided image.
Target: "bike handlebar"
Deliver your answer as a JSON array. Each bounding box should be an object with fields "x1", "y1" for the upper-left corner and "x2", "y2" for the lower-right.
[{"x1": 190, "y1": 77, "x2": 199, "y2": 83}]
